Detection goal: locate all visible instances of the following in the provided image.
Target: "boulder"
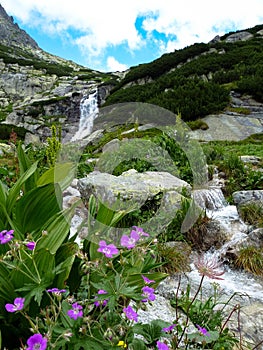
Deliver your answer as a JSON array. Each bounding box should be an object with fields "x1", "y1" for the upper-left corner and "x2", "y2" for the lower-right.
[
  {"x1": 78, "y1": 170, "x2": 191, "y2": 234},
  {"x1": 232, "y1": 190, "x2": 263, "y2": 207}
]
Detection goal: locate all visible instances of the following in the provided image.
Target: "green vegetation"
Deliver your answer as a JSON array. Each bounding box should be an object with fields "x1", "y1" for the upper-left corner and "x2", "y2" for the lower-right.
[
  {"x1": 103, "y1": 33, "x2": 263, "y2": 122},
  {"x1": 234, "y1": 246, "x2": 263, "y2": 275},
  {"x1": 0, "y1": 43, "x2": 74, "y2": 76},
  {"x1": 238, "y1": 202, "x2": 263, "y2": 227}
]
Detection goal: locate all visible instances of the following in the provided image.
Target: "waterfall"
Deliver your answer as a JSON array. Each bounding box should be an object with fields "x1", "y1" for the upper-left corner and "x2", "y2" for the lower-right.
[
  {"x1": 71, "y1": 88, "x2": 99, "y2": 141},
  {"x1": 192, "y1": 187, "x2": 227, "y2": 210}
]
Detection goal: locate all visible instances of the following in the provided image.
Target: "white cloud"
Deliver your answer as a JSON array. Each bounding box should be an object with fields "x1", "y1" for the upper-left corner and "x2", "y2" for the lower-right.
[
  {"x1": 2, "y1": 0, "x2": 263, "y2": 67},
  {"x1": 106, "y1": 56, "x2": 128, "y2": 72}
]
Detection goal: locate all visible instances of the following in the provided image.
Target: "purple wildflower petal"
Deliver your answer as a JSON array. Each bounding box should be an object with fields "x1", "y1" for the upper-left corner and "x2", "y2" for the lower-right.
[
  {"x1": 94, "y1": 290, "x2": 108, "y2": 307},
  {"x1": 0, "y1": 229, "x2": 14, "y2": 244},
  {"x1": 141, "y1": 286, "x2": 155, "y2": 302},
  {"x1": 47, "y1": 288, "x2": 66, "y2": 294},
  {"x1": 5, "y1": 297, "x2": 25, "y2": 312},
  {"x1": 131, "y1": 226, "x2": 149, "y2": 237},
  {"x1": 67, "y1": 302, "x2": 83, "y2": 320},
  {"x1": 27, "y1": 333, "x2": 47, "y2": 350},
  {"x1": 196, "y1": 324, "x2": 210, "y2": 336},
  {"x1": 26, "y1": 241, "x2": 36, "y2": 250},
  {"x1": 142, "y1": 275, "x2": 155, "y2": 284},
  {"x1": 162, "y1": 324, "x2": 176, "y2": 332},
  {"x1": 97, "y1": 240, "x2": 119, "y2": 258},
  {"x1": 123, "y1": 305, "x2": 138, "y2": 322},
  {"x1": 156, "y1": 341, "x2": 169, "y2": 350}
]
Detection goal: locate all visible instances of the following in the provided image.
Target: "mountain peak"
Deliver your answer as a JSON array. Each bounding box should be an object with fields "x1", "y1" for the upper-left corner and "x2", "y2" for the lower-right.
[{"x1": 0, "y1": 4, "x2": 39, "y2": 49}]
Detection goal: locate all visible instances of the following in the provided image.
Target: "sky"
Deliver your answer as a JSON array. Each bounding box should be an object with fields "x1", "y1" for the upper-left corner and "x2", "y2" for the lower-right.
[{"x1": 2, "y1": 0, "x2": 263, "y2": 73}]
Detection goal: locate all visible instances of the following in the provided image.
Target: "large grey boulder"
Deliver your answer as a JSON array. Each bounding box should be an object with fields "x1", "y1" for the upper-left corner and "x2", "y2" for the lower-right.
[{"x1": 78, "y1": 170, "x2": 192, "y2": 234}]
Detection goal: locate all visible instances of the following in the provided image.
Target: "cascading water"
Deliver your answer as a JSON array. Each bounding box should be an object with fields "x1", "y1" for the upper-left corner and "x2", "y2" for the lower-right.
[
  {"x1": 71, "y1": 88, "x2": 99, "y2": 141},
  {"x1": 190, "y1": 174, "x2": 263, "y2": 301}
]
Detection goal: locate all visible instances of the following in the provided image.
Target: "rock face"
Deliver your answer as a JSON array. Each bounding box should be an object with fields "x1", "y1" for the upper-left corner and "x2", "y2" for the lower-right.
[
  {"x1": 190, "y1": 92, "x2": 263, "y2": 141},
  {"x1": 0, "y1": 4, "x2": 39, "y2": 49},
  {"x1": 0, "y1": 4, "x2": 116, "y2": 141}
]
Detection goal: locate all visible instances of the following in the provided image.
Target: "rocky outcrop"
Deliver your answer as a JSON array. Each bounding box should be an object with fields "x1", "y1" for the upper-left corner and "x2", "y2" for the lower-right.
[
  {"x1": 0, "y1": 4, "x2": 39, "y2": 49},
  {"x1": 225, "y1": 31, "x2": 253, "y2": 43},
  {"x1": 190, "y1": 92, "x2": 263, "y2": 141},
  {"x1": 78, "y1": 170, "x2": 191, "y2": 234}
]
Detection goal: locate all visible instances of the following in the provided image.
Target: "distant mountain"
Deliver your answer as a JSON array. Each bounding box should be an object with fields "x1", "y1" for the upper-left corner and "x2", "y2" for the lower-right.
[
  {"x1": 0, "y1": 4, "x2": 39, "y2": 49},
  {"x1": 0, "y1": 4, "x2": 116, "y2": 142}
]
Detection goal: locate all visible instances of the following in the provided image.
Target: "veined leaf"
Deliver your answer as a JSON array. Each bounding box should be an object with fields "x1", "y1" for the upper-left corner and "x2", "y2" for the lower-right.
[
  {"x1": 54, "y1": 242, "x2": 78, "y2": 288},
  {"x1": 17, "y1": 142, "x2": 39, "y2": 192},
  {"x1": 36, "y1": 207, "x2": 73, "y2": 254},
  {"x1": 37, "y1": 162, "x2": 76, "y2": 191},
  {"x1": 14, "y1": 183, "x2": 62, "y2": 235},
  {"x1": 6, "y1": 161, "x2": 38, "y2": 214},
  {"x1": 0, "y1": 264, "x2": 15, "y2": 301}
]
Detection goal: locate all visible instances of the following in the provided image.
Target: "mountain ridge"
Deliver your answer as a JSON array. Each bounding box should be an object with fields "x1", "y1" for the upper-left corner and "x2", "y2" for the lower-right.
[{"x1": 0, "y1": 3, "x2": 262, "y2": 143}]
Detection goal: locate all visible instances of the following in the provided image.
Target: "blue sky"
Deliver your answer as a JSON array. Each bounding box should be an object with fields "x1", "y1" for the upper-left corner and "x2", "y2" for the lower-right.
[{"x1": 2, "y1": 0, "x2": 263, "y2": 72}]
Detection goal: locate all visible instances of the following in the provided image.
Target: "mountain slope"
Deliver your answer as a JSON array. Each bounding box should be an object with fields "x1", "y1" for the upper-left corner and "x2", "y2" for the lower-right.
[
  {"x1": 103, "y1": 25, "x2": 263, "y2": 123},
  {"x1": 0, "y1": 4, "x2": 39, "y2": 49},
  {"x1": 0, "y1": 4, "x2": 117, "y2": 141}
]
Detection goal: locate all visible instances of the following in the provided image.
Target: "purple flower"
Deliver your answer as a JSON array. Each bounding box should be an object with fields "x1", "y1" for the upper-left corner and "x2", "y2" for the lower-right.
[
  {"x1": 47, "y1": 288, "x2": 66, "y2": 294},
  {"x1": 131, "y1": 226, "x2": 149, "y2": 237},
  {"x1": 162, "y1": 324, "x2": 176, "y2": 332},
  {"x1": 5, "y1": 297, "x2": 25, "y2": 312},
  {"x1": 26, "y1": 241, "x2": 36, "y2": 250},
  {"x1": 120, "y1": 230, "x2": 140, "y2": 249},
  {"x1": 0, "y1": 229, "x2": 14, "y2": 244},
  {"x1": 26, "y1": 333, "x2": 47, "y2": 350},
  {"x1": 67, "y1": 302, "x2": 83, "y2": 320},
  {"x1": 157, "y1": 341, "x2": 169, "y2": 350},
  {"x1": 196, "y1": 324, "x2": 210, "y2": 336},
  {"x1": 94, "y1": 289, "x2": 108, "y2": 307},
  {"x1": 141, "y1": 286, "x2": 155, "y2": 302},
  {"x1": 97, "y1": 240, "x2": 119, "y2": 258},
  {"x1": 142, "y1": 275, "x2": 155, "y2": 284},
  {"x1": 123, "y1": 305, "x2": 138, "y2": 322}
]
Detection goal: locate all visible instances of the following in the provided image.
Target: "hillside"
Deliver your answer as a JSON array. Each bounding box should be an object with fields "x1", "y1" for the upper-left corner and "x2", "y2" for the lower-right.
[
  {"x1": 103, "y1": 25, "x2": 263, "y2": 123},
  {"x1": 0, "y1": 4, "x2": 116, "y2": 141}
]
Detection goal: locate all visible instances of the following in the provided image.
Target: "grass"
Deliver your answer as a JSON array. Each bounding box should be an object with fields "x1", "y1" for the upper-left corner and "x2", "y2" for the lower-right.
[
  {"x1": 201, "y1": 133, "x2": 263, "y2": 160},
  {"x1": 234, "y1": 246, "x2": 263, "y2": 275}
]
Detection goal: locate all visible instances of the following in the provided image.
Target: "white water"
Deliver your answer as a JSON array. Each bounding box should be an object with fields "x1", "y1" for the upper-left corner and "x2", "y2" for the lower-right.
[
  {"x1": 71, "y1": 88, "x2": 99, "y2": 141},
  {"x1": 191, "y1": 178, "x2": 263, "y2": 302}
]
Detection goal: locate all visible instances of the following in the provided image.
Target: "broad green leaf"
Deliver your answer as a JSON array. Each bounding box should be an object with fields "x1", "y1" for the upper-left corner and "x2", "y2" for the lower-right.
[
  {"x1": 0, "y1": 180, "x2": 7, "y2": 205},
  {"x1": 6, "y1": 161, "x2": 38, "y2": 214},
  {"x1": 14, "y1": 183, "x2": 62, "y2": 235},
  {"x1": 36, "y1": 208, "x2": 73, "y2": 254},
  {"x1": 54, "y1": 242, "x2": 78, "y2": 288},
  {"x1": 0, "y1": 264, "x2": 15, "y2": 301},
  {"x1": 34, "y1": 249, "x2": 56, "y2": 281},
  {"x1": 17, "y1": 142, "x2": 39, "y2": 192},
  {"x1": 37, "y1": 162, "x2": 76, "y2": 191}
]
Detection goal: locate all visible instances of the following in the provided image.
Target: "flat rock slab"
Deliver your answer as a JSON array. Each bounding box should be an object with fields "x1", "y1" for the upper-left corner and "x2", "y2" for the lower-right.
[{"x1": 190, "y1": 114, "x2": 263, "y2": 141}]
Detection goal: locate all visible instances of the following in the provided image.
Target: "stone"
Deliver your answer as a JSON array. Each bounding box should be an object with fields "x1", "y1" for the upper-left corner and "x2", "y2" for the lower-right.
[
  {"x1": 240, "y1": 155, "x2": 262, "y2": 165},
  {"x1": 78, "y1": 170, "x2": 191, "y2": 233},
  {"x1": 232, "y1": 190, "x2": 263, "y2": 207}
]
